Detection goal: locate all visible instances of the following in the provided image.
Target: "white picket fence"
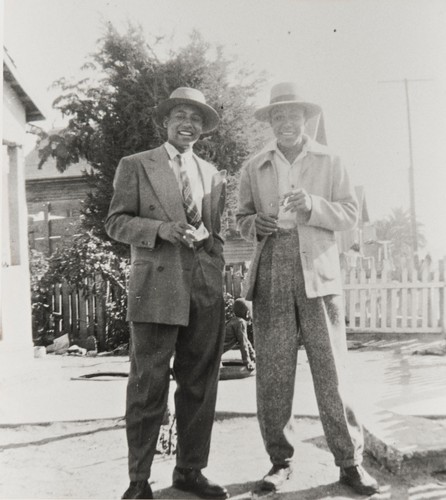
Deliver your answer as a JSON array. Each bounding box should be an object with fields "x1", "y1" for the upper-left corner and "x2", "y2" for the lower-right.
[{"x1": 342, "y1": 257, "x2": 446, "y2": 334}]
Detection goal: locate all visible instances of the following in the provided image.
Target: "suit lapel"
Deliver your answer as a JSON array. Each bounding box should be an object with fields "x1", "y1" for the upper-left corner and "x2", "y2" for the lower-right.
[
  {"x1": 141, "y1": 147, "x2": 187, "y2": 223},
  {"x1": 210, "y1": 170, "x2": 226, "y2": 229},
  {"x1": 195, "y1": 156, "x2": 212, "y2": 231},
  {"x1": 194, "y1": 156, "x2": 226, "y2": 232}
]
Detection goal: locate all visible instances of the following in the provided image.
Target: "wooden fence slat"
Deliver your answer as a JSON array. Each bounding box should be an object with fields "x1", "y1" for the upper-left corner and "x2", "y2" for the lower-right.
[
  {"x1": 53, "y1": 282, "x2": 62, "y2": 336},
  {"x1": 232, "y1": 264, "x2": 242, "y2": 299},
  {"x1": 348, "y1": 269, "x2": 357, "y2": 327},
  {"x1": 410, "y1": 265, "x2": 418, "y2": 329},
  {"x1": 430, "y1": 266, "x2": 439, "y2": 329},
  {"x1": 61, "y1": 282, "x2": 71, "y2": 338},
  {"x1": 390, "y1": 288, "x2": 398, "y2": 330},
  {"x1": 369, "y1": 266, "x2": 377, "y2": 329},
  {"x1": 78, "y1": 287, "x2": 88, "y2": 344},
  {"x1": 359, "y1": 269, "x2": 367, "y2": 329},
  {"x1": 341, "y1": 269, "x2": 349, "y2": 321},
  {"x1": 440, "y1": 258, "x2": 446, "y2": 333},
  {"x1": 95, "y1": 274, "x2": 107, "y2": 351},
  {"x1": 87, "y1": 277, "x2": 95, "y2": 337},
  {"x1": 224, "y1": 269, "x2": 233, "y2": 297},
  {"x1": 70, "y1": 287, "x2": 78, "y2": 342},
  {"x1": 380, "y1": 267, "x2": 388, "y2": 329},
  {"x1": 421, "y1": 265, "x2": 429, "y2": 329},
  {"x1": 401, "y1": 267, "x2": 408, "y2": 329}
]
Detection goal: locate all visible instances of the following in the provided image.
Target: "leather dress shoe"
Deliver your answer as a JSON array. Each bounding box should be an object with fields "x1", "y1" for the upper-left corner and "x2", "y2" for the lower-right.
[
  {"x1": 122, "y1": 480, "x2": 153, "y2": 499},
  {"x1": 172, "y1": 467, "x2": 229, "y2": 499},
  {"x1": 261, "y1": 464, "x2": 293, "y2": 491},
  {"x1": 339, "y1": 465, "x2": 380, "y2": 496}
]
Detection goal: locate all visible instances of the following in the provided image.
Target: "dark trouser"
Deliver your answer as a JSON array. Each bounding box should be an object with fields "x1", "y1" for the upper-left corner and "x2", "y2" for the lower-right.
[
  {"x1": 126, "y1": 249, "x2": 225, "y2": 481},
  {"x1": 253, "y1": 232, "x2": 364, "y2": 468}
]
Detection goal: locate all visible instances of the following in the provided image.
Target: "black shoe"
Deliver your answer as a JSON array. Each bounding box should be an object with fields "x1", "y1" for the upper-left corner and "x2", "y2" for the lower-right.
[
  {"x1": 122, "y1": 480, "x2": 153, "y2": 499},
  {"x1": 172, "y1": 467, "x2": 229, "y2": 499},
  {"x1": 261, "y1": 464, "x2": 293, "y2": 491},
  {"x1": 339, "y1": 465, "x2": 380, "y2": 496}
]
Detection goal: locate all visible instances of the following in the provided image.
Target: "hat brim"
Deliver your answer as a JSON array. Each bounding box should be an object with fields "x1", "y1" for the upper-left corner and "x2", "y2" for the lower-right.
[
  {"x1": 254, "y1": 101, "x2": 321, "y2": 122},
  {"x1": 155, "y1": 97, "x2": 220, "y2": 133}
]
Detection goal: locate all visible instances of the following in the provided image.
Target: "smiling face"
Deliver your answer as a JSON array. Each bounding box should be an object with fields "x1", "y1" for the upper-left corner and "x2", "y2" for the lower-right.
[
  {"x1": 164, "y1": 104, "x2": 204, "y2": 152},
  {"x1": 269, "y1": 104, "x2": 307, "y2": 148}
]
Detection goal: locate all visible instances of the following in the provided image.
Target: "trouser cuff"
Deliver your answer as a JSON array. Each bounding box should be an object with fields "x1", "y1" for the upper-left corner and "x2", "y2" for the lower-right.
[
  {"x1": 269, "y1": 453, "x2": 294, "y2": 467},
  {"x1": 176, "y1": 461, "x2": 207, "y2": 470}
]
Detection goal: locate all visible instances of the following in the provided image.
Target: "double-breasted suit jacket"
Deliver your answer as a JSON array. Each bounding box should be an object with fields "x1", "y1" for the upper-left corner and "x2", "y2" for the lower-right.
[{"x1": 105, "y1": 145, "x2": 227, "y2": 326}]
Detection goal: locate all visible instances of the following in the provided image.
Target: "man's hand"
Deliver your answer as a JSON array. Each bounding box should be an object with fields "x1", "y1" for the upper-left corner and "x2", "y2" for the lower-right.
[
  {"x1": 282, "y1": 188, "x2": 312, "y2": 214},
  {"x1": 255, "y1": 213, "x2": 278, "y2": 237},
  {"x1": 158, "y1": 222, "x2": 197, "y2": 247}
]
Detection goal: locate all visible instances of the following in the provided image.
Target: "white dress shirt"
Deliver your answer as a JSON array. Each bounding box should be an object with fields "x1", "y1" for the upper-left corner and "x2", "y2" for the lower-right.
[
  {"x1": 272, "y1": 138, "x2": 310, "y2": 229},
  {"x1": 164, "y1": 142, "x2": 208, "y2": 241}
]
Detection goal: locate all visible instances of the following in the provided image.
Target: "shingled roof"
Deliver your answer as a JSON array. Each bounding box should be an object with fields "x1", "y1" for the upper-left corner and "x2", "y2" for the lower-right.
[{"x1": 25, "y1": 144, "x2": 92, "y2": 180}]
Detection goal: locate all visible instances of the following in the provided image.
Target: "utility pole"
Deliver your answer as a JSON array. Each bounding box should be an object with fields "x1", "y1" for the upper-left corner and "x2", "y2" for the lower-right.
[{"x1": 379, "y1": 78, "x2": 432, "y2": 262}]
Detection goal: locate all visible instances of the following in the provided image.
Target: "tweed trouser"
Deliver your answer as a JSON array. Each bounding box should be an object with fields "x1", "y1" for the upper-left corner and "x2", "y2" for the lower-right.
[
  {"x1": 253, "y1": 232, "x2": 364, "y2": 468},
  {"x1": 125, "y1": 249, "x2": 226, "y2": 481}
]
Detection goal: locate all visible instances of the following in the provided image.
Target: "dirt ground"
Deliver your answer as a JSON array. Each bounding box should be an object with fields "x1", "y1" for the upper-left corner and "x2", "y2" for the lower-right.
[{"x1": 2, "y1": 416, "x2": 446, "y2": 500}]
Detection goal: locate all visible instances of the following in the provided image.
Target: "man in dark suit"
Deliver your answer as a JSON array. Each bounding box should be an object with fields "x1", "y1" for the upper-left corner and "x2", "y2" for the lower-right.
[{"x1": 105, "y1": 87, "x2": 228, "y2": 500}]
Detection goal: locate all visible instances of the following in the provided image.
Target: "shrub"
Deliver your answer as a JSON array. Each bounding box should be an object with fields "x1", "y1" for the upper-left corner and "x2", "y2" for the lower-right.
[
  {"x1": 30, "y1": 232, "x2": 130, "y2": 351},
  {"x1": 29, "y1": 249, "x2": 53, "y2": 346}
]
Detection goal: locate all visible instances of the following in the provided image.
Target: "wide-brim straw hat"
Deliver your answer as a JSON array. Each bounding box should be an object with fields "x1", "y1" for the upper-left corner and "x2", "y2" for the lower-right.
[
  {"x1": 154, "y1": 87, "x2": 220, "y2": 133},
  {"x1": 254, "y1": 82, "x2": 321, "y2": 122}
]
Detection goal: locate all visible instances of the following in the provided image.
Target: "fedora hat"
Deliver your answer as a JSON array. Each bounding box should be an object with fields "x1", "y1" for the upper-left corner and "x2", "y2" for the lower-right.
[
  {"x1": 154, "y1": 87, "x2": 220, "y2": 133},
  {"x1": 254, "y1": 82, "x2": 321, "y2": 122}
]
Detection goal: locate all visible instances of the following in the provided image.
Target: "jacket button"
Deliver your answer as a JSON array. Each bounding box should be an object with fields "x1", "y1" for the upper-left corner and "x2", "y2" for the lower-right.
[
  {"x1": 157, "y1": 266, "x2": 164, "y2": 272},
  {"x1": 141, "y1": 241, "x2": 148, "y2": 246},
  {"x1": 149, "y1": 205, "x2": 156, "y2": 210}
]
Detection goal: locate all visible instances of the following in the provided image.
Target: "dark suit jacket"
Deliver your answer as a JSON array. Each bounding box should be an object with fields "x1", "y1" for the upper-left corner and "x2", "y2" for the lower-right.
[{"x1": 105, "y1": 145, "x2": 226, "y2": 325}]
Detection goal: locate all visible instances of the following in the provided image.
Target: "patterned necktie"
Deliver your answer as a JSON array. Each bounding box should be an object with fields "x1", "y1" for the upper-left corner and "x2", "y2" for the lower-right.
[{"x1": 178, "y1": 154, "x2": 202, "y2": 229}]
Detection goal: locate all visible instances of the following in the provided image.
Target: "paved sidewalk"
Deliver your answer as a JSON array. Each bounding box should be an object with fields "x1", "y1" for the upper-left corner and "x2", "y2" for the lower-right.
[
  {"x1": 2, "y1": 334, "x2": 446, "y2": 498},
  {"x1": 2, "y1": 416, "x2": 446, "y2": 499}
]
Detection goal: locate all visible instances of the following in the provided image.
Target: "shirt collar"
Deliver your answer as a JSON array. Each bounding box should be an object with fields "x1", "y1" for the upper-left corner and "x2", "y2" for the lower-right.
[
  {"x1": 273, "y1": 136, "x2": 310, "y2": 164},
  {"x1": 164, "y1": 142, "x2": 194, "y2": 162},
  {"x1": 265, "y1": 135, "x2": 309, "y2": 154},
  {"x1": 256, "y1": 135, "x2": 330, "y2": 169}
]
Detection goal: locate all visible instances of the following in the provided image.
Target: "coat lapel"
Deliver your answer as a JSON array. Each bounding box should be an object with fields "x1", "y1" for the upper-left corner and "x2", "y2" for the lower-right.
[
  {"x1": 141, "y1": 147, "x2": 187, "y2": 223},
  {"x1": 300, "y1": 138, "x2": 330, "y2": 178},
  {"x1": 257, "y1": 159, "x2": 279, "y2": 216}
]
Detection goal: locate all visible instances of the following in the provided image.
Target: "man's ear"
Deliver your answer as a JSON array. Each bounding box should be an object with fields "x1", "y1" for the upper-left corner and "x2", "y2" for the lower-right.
[{"x1": 163, "y1": 117, "x2": 168, "y2": 129}]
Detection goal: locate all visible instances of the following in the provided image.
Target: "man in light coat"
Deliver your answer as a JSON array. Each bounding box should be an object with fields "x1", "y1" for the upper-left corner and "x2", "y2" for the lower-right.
[
  {"x1": 106, "y1": 87, "x2": 228, "y2": 500},
  {"x1": 236, "y1": 82, "x2": 379, "y2": 496}
]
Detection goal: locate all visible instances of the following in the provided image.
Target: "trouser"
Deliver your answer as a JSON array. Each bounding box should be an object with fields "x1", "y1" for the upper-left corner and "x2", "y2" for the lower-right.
[
  {"x1": 125, "y1": 249, "x2": 226, "y2": 481},
  {"x1": 253, "y1": 232, "x2": 364, "y2": 468}
]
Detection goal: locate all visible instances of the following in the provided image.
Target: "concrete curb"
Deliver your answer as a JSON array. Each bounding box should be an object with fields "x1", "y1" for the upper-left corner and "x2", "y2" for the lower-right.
[{"x1": 363, "y1": 407, "x2": 446, "y2": 474}]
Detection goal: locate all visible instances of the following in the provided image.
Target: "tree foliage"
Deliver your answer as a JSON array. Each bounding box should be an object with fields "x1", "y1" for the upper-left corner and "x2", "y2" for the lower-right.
[
  {"x1": 37, "y1": 25, "x2": 267, "y2": 245},
  {"x1": 374, "y1": 207, "x2": 426, "y2": 260}
]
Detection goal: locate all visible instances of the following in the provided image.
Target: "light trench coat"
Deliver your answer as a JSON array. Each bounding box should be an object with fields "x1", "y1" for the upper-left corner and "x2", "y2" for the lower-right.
[{"x1": 236, "y1": 138, "x2": 358, "y2": 300}]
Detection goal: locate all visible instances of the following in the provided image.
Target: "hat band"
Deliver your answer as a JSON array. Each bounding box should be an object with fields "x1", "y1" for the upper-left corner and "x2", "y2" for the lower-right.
[{"x1": 270, "y1": 94, "x2": 302, "y2": 104}]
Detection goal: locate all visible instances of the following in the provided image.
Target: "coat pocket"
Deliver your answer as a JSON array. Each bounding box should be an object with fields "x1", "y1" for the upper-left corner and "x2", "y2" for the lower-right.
[{"x1": 313, "y1": 239, "x2": 338, "y2": 282}]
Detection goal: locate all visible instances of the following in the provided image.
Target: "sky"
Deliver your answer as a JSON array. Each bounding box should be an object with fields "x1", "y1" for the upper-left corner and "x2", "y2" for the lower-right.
[{"x1": 3, "y1": 0, "x2": 446, "y2": 259}]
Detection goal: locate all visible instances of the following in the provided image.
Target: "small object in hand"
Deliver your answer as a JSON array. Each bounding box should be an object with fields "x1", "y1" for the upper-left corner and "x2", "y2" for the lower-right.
[
  {"x1": 183, "y1": 228, "x2": 196, "y2": 247},
  {"x1": 280, "y1": 196, "x2": 290, "y2": 207}
]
